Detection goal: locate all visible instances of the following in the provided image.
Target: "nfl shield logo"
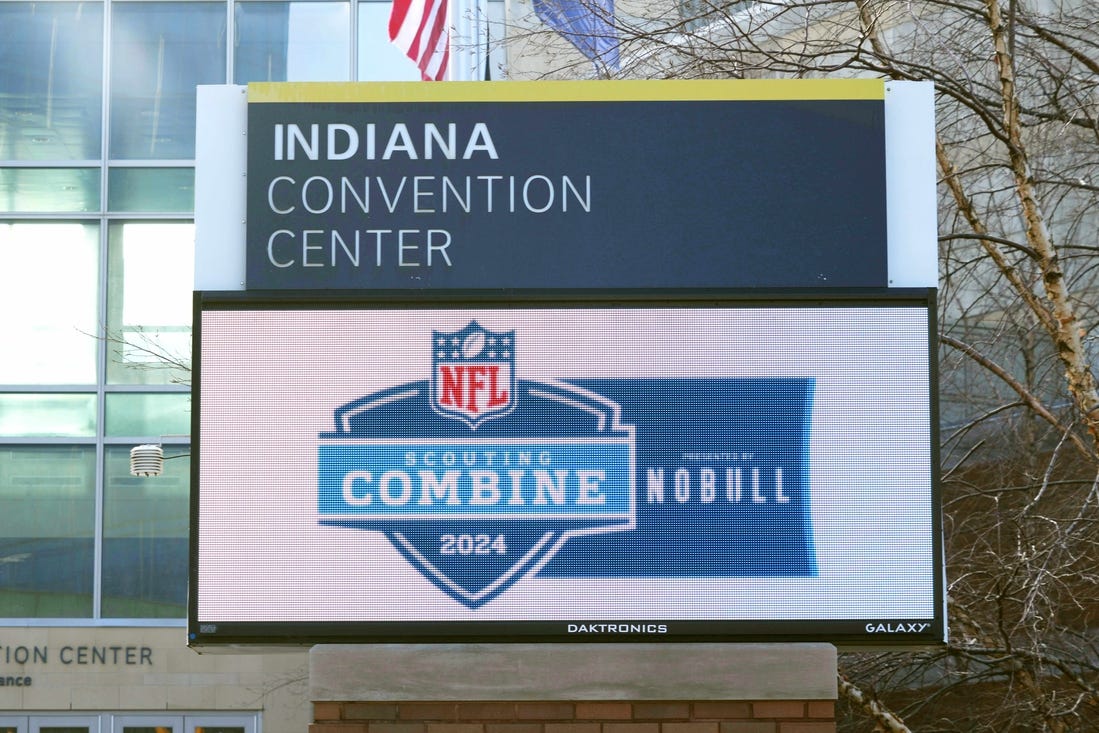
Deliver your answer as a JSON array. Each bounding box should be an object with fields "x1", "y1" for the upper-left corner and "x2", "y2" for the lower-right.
[{"x1": 431, "y1": 321, "x2": 516, "y2": 428}]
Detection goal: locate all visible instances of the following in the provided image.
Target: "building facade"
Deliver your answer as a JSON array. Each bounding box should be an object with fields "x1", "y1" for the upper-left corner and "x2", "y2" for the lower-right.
[{"x1": 0, "y1": 2, "x2": 505, "y2": 731}]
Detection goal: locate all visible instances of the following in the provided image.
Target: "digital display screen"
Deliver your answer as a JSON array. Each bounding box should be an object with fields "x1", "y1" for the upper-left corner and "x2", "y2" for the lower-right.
[{"x1": 189, "y1": 291, "x2": 943, "y2": 646}]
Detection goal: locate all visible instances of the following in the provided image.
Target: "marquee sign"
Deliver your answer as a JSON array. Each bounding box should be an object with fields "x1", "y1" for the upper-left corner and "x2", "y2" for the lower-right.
[
  {"x1": 189, "y1": 290, "x2": 943, "y2": 646},
  {"x1": 244, "y1": 80, "x2": 889, "y2": 290},
  {"x1": 192, "y1": 79, "x2": 941, "y2": 646}
]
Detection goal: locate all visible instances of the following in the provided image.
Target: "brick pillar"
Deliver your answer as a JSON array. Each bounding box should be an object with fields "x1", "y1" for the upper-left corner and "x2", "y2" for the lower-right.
[
  {"x1": 310, "y1": 699, "x2": 835, "y2": 733},
  {"x1": 309, "y1": 645, "x2": 837, "y2": 733}
]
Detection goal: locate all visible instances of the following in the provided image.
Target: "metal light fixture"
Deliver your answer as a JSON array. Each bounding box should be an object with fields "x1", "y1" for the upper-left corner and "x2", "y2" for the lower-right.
[{"x1": 130, "y1": 444, "x2": 165, "y2": 477}]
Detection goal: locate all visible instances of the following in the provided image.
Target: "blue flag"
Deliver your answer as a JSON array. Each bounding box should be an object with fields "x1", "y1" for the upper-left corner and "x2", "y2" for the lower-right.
[{"x1": 533, "y1": 0, "x2": 620, "y2": 72}]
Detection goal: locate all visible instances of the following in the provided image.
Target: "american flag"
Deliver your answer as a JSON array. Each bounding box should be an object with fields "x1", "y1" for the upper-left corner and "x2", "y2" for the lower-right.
[{"x1": 389, "y1": 0, "x2": 450, "y2": 81}]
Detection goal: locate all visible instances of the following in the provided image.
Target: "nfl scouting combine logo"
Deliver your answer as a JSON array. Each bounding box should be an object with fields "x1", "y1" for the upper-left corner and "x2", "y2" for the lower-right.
[{"x1": 317, "y1": 322, "x2": 637, "y2": 608}]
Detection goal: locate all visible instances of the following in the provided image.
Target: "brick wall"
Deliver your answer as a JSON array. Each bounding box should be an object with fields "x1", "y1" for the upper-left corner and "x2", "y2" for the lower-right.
[{"x1": 310, "y1": 700, "x2": 835, "y2": 733}]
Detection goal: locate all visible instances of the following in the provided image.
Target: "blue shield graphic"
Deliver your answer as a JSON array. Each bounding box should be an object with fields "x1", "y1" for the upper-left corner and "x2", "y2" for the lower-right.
[
  {"x1": 318, "y1": 380, "x2": 637, "y2": 608},
  {"x1": 431, "y1": 322, "x2": 516, "y2": 429}
]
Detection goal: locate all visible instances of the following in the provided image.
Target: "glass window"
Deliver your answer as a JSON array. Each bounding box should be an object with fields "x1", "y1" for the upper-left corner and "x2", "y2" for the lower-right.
[
  {"x1": 0, "y1": 168, "x2": 99, "y2": 213},
  {"x1": 188, "y1": 719, "x2": 253, "y2": 733},
  {"x1": 106, "y1": 221, "x2": 194, "y2": 385},
  {"x1": 680, "y1": 0, "x2": 752, "y2": 29},
  {"x1": 0, "y1": 221, "x2": 98, "y2": 384},
  {"x1": 235, "y1": 2, "x2": 351, "y2": 83},
  {"x1": 9, "y1": 715, "x2": 253, "y2": 733},
  {"x1": 105, "y1": 393, "x2": 190, "y2": 437},
  {"x1": 0, "y1": 394, "x2": 96, "y2": 437},
  {"x1": 357, "y1": 0, "x2": 420, "y2": 81},
  {"x1": 111, "y1": 715, "x2": 255, "y2": 733},
  {"x1": 110, "y1": 3, "x2": 226, "y2": 160},
  {"x1": 0, "y1": 446, "x2": 95, "y2": 618},
  {"x1": 114, "y1": 719, "x2": 178, "y2": 733},
  {"x1": 0, "y1": 2, "x2": 104, "y2": 161},
  {"x1": 102, "y1": 445, "x2": 189, "y2": 618},
  {"x1": 32, "y1": 720, "x2": 98, "y2": 733},
  {"x1": 108, "y1": 167, "x2": 194, "y2": 213}
]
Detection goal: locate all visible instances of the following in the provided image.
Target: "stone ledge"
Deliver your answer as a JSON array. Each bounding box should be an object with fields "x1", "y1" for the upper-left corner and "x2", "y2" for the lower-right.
[{"x1": 310, "y1": 644, "x2": 836, "y2": 701}]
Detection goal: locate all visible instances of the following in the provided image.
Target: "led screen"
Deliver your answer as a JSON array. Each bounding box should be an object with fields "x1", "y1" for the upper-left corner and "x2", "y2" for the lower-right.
[{"x1": 190, "y1": 291, "x2": 943, "y2": 646}]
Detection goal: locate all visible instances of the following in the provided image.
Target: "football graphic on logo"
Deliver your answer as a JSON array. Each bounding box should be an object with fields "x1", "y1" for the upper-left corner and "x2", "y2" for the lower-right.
[{"x1": 462, "y1": 331, "x2": 486, "y2": 359}]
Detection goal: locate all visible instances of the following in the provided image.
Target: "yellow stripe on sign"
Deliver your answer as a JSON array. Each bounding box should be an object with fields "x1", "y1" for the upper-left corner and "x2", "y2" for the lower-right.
[{"x1": 247, "y1": 78, "x2": 885, "y2": 104}]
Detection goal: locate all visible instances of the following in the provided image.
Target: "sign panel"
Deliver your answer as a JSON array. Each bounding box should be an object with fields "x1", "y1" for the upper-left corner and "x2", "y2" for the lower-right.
[
  {"x1": 190, "y1": 290, "x2": 943, "y2": 645},
  {"x1": 245, "y1": 80, "x2": 888, "y2": 290}
]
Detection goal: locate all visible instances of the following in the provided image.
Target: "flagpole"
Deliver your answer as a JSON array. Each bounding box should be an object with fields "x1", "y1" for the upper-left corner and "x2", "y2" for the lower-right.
[{"x1": 483, "y1": 2, "x2": 492, "y2": 81}]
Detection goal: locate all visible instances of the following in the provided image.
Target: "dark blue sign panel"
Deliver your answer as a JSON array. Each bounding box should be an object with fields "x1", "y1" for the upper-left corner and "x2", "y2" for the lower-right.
[
  {"x1": 245, "y1": 81, "x2": 888, "y2": 289},
  {"x1": 191, "y1": 291, "x2": 943, "y2": 645}
]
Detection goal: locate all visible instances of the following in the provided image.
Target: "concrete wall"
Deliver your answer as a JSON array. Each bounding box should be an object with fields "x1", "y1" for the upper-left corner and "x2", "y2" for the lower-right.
[{"x1": 0, "y1": 627, "x2": 309, "y2": 733}]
